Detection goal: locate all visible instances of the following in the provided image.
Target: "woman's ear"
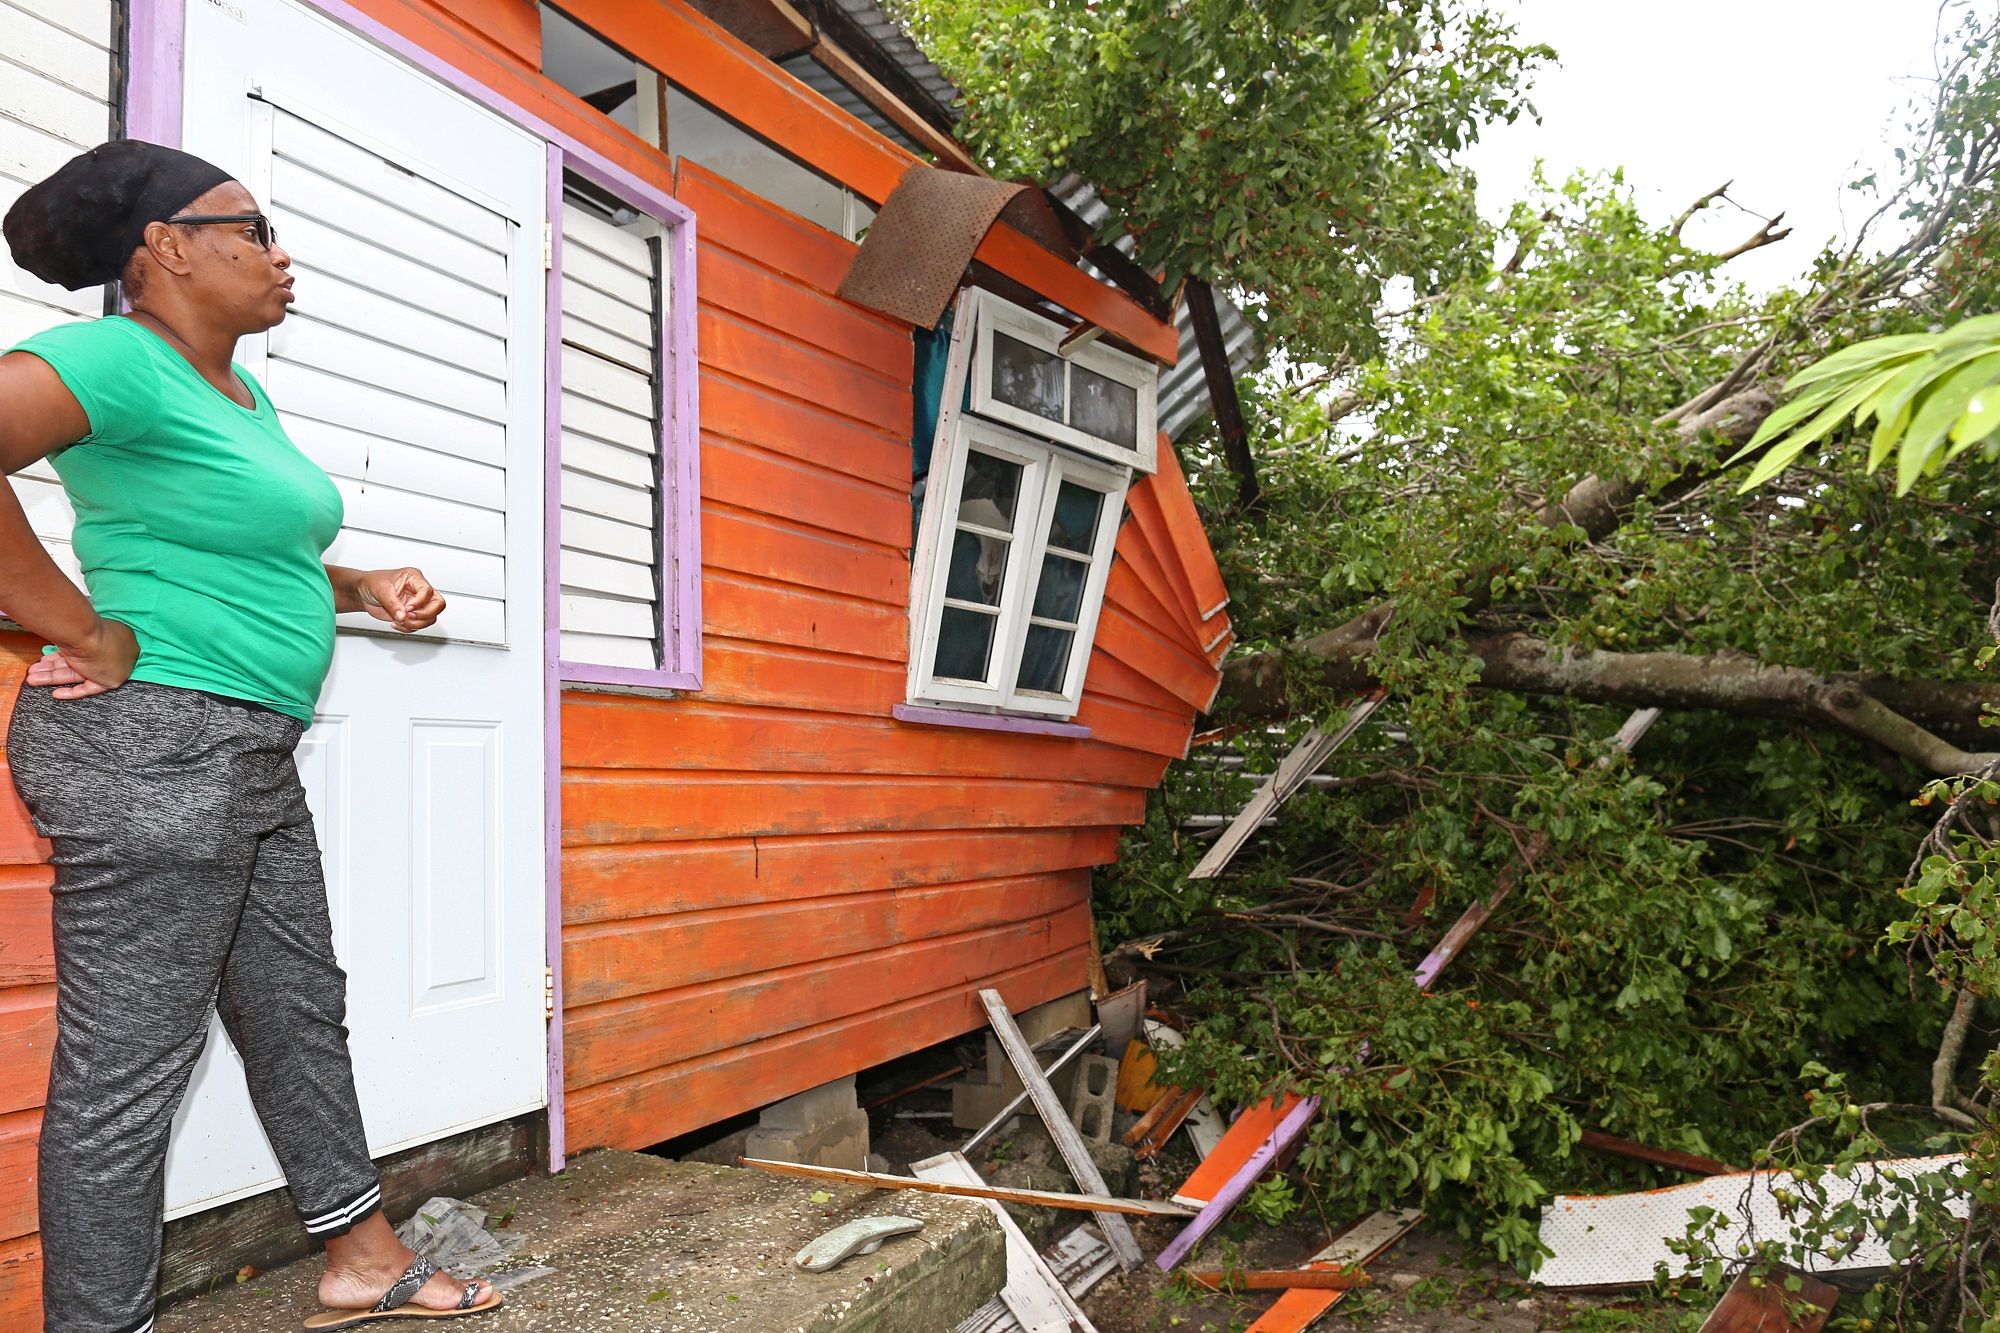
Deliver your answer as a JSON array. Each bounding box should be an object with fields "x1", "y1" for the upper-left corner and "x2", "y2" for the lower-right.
[{"x1": 139, "y1": 219, "x2": 196, "y2": 278}]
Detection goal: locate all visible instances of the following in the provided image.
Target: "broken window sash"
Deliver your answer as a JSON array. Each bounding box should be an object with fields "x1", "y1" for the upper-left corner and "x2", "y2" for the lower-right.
[{"x1": 1186, "y1": 692, "x2": 1387, "y2": 880}]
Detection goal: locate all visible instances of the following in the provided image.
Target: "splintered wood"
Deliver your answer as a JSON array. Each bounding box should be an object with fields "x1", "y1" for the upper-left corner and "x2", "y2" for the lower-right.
[
  {"x1": 1188, "y1": 694, "x2": 1386, "y2": 880},
  {"x1": 980, "y1": 989, "x2": 1146, "y2": 1271},
  {"x1": 1696, "y1": 1267, "x2": 1837, "y2": 1333},
  {"x1": 1244, "y1": 1209, "x2": 1424, "y2": 1333},
  {"x1": 736, "y1": 1157, "x2": 1193, "y2": 1217},
  {"x1": 918, "y1": 1153, "x2": 1098, "y2": 1333}
]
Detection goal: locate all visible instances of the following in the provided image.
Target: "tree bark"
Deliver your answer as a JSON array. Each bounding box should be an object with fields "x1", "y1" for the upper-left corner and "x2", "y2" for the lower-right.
[{"x1": 1220, "y1": 629, "x2": 2000, "y2": 777}]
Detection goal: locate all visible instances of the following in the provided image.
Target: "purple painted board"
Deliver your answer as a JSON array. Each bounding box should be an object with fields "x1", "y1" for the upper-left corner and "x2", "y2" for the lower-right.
[
  {"x1": 893, "y1": 702, "x2": 1091, "y2": 739},
  {"x1": 126, "y1": 0, "x2": 186, "y2": 148},
  {"x1": 1155, "y1": 1095, "x2": 1320, "y2": 1271}
]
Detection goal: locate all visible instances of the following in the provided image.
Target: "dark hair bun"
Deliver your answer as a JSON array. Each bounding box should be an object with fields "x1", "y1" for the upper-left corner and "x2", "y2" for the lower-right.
[{"x1": 4, "y1": 139, "x2": 235, "y2": 291}]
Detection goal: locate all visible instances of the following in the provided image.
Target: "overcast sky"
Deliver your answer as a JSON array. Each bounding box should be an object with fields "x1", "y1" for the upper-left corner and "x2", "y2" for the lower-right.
[{"x1": 1457, "y1": 0, "x2": 1957, "y2": 292}]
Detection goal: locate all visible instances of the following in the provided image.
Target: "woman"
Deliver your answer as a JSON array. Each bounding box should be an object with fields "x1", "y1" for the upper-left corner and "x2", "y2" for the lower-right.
[{"x1": 0, "y1": 140, "x2": 501, "y2": 1331}]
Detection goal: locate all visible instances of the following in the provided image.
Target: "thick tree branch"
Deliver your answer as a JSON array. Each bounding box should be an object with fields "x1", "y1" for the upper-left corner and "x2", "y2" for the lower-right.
[{"x1": 1219, "y1": 631, "x2": 2000, "y2": 777}]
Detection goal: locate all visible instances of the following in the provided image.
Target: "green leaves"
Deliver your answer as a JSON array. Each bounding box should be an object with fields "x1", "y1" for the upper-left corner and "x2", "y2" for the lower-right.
[
  {"x1": 1732, "y1": 314, "x2": 2000, "y2": 494},
  {"x1": 897, "y1": 0, "x2": 1550, "y2": 360}
]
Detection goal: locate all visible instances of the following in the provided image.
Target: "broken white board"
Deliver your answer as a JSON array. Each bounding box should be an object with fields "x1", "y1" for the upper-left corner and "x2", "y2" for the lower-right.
[
  {"x1": 1044, "y1": 1226, "x2": 1117, "y2": 1299},
  {"x1": 957, "y1": 1227, "x2": 1113, "y2": 1333},
  {"x1": 1537, "y1": 1154, "x2": 1969, "y2": 1288},
  {"x1": 917, "y1": 1152, "x2": 1097, "y2": 1333}
]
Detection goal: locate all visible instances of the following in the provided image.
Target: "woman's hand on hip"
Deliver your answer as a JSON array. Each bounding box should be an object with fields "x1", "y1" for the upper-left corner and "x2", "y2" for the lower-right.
[
  {"x1": 354, "y1": 567, "x2": 445, "y2": 633},
  {"x1": 27, "y1": 617, "x2": 139, "y2": 698}
]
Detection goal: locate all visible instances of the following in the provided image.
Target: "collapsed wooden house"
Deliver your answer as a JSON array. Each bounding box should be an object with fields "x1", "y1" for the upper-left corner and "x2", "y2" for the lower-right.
[{"x1": 0, "y1": 0, "x2": 1235, "y2": 1321}]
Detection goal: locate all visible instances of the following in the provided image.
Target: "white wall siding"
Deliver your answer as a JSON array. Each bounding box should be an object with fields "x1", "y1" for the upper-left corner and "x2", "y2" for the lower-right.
[
  {"x1": 265, "y1": 106, "x2": 514, "y2": 644},
  {"x1": 0, "y1": 0, "x2": 115, "y2": 585},
  {"x1": 559, "y1": 200, "x2": 662, "y2": 670}
]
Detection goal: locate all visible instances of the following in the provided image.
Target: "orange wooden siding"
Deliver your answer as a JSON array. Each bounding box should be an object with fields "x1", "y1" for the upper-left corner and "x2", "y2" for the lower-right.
[
  {"x1": 558, "y1": 163, "x2": 1224, "y2": 1153},
  {"x1": 0, "y1": 638, "x2": 57, "y2": 1326}
]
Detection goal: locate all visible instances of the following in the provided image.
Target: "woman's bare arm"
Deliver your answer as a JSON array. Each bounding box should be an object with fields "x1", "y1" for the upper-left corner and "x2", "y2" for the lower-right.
[
  {"x1": 324, "y1": 564, "x2": 446, "y2": 633},
  {"x1": 0, "y1": 352, "x2": 138, "y2": 696}
]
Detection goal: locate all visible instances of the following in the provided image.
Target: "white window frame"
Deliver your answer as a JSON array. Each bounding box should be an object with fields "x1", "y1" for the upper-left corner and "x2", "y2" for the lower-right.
[
  {"x1": 908, "y1": 413, "x2": 1129, "y2": 718},
  {"x1": 966, "y1": 288, "x2": 1159, "y2": 473}
]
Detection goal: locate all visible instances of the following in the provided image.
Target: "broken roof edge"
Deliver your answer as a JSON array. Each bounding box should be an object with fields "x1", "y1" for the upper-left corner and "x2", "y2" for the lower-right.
[
  {"x1": 812, "y1": 0, "x2": 964, "y2": 133},
  {"x1": 1050, "y1": 175, "x2": 1264, "y2": 437}
]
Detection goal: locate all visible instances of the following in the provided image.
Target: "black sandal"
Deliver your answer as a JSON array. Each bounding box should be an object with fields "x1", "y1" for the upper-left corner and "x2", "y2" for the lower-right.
[{"x1": 302, "y1": 1254, "x2": 504, "y2": 1328}]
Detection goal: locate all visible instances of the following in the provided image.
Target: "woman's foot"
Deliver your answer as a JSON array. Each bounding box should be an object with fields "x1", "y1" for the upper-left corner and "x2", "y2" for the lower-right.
[{"x1": 318, "y1": 1211, "x2": 494, "y2": 1312}]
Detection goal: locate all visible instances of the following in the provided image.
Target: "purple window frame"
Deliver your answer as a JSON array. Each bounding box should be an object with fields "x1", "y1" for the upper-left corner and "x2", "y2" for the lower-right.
[
  {"x1": 547, "y1": 151, "x2": 703, "y2": 692},
  {"x1": 127, "y1": 0, "x2": 703, "y2": 1174}
]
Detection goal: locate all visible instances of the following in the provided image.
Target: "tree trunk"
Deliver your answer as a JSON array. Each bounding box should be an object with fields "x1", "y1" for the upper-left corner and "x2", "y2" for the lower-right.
[{"x1": 1220, "y1": 629, "x2": 2000, "y2": 777}]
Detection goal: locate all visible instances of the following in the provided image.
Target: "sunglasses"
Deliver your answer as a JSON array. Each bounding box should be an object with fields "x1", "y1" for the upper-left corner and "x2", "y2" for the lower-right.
[{"x1": 165, "y1": 212, "x2": 279, "y2": 251}]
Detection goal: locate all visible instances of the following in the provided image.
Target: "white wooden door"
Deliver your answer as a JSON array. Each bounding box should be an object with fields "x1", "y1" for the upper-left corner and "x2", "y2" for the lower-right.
[{"x1": 164, "y1": 0, "x2": 549, "y2": 1217}]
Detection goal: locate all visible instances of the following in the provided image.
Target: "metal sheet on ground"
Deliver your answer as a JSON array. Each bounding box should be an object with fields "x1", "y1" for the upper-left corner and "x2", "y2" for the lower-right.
[{"x1": 1537, "y1": 1156, "x2": 1968, "y2": 1287}]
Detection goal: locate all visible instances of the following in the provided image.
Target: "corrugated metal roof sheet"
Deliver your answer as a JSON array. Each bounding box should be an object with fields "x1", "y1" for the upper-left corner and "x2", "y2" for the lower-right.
[
  {"x1": 777, "y1": 52, "x2": 925, "y2": 155},
  {"x1": 1050, "y1": 175, "x2": 1262, "y2": 441},
  {"x1": 823, "y1": 0, "x2": 963, "y2": 124}
]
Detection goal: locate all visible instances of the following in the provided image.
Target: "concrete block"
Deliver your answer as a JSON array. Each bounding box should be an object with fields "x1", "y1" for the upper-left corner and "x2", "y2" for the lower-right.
[
  {"x1": 746, "y1": 1075, "x2": 870, "y2": 1170},
  {"x1": 1067, "y1": 1054, "x2": 1119, "y2": 1148}
]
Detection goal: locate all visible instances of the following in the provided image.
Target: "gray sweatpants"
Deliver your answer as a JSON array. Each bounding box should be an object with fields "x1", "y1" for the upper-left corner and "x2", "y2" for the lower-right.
[{"x1": 9, "y1": 681, "x2": 381, "y2": 1333}]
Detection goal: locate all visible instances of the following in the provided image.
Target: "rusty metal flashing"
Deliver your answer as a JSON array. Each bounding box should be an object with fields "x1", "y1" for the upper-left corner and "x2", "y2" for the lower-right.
[{"x1": 838, "y1": 165, "x2": 1037, "y2": 327}]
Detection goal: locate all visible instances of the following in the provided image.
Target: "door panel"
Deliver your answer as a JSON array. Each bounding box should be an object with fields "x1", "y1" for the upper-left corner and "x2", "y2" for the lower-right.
[{"x1": 166, "y1": 0, "x2": 548, "y2": 1219}]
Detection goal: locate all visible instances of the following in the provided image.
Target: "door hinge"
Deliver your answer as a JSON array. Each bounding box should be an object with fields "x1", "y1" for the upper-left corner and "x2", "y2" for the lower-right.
[
  {"x1": 542, "y1": 221, "x2": 554, "y2": 272},
  {"x1": 543, "y1": 965, "x2": 556, "y2": 1020}
]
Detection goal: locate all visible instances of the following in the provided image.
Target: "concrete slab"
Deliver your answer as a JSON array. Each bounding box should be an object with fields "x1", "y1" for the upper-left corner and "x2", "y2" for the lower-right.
[{"x1": 155, "y1": 1150, "x2": 1005, "y2": 1333}]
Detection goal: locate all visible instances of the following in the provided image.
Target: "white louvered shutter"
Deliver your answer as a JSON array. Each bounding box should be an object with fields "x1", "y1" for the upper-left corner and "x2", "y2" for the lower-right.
[
  {"x1": 558, "y1": 199, "x2": 663, "y2": 669},
  {"x1": 264, "y1": 107, "x2": 514, "y2": 644},
  {"x1": 0, "y1": 0, "x2": 116, "y2": 586}
]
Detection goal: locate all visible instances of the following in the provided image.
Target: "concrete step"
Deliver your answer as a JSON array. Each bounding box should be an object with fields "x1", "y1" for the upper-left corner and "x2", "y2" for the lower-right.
[{"x1": 156, "y1": 1150, "x2": 1005, "y2": 1333}]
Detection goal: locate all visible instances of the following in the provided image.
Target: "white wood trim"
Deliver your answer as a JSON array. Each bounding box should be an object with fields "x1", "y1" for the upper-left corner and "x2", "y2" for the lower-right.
[{"x1": 965, "y1": 288, "x2": 1158, "y2": 473}]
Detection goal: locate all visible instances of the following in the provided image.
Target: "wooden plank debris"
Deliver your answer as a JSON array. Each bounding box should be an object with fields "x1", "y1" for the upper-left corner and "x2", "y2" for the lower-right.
[
  {"x1": 981, "y1": 989, "x2": 1146, "y2": 1271},
  {"x1": 736, "y1": 1157, "x2": 1195, "y2": 1217},
  {"x1": 1696, "y1": 1266, "x2": 1837, "y2": 1333},
  {"x1": 1245, "y1": 1208, "x2": 1424, "y2": 1333},
  {"x1": 956, "y1": 1226, "x2": 1116, "y2": 1333},
  {"x1": 1173, "y1": 1093, "x2": 1307, "y2": 1208},
  {"x1": 1144, "y1": 1020, "x2": 1222, "y2": 1159},
  {"x1": 961, "y1": 1024, "x2": 1103, "y2": 1156},
  {"x1": 1126, "y1": 1086, "x2": 1203, "y2": 1160},
  {"x1": 1578, "y1": 1129, "x2": 1737, "y2": 1177},
  {"x1": 1114, "y1": 1039, "x2": 1168, "y2": 1114},
  {"x1": 1188, "y1": 695, "x2": 1386, "y2": 880},
  {"x1": 1184, "y1": 1269, "x2": 1371, "y2": 1292},
  {"x1": 918, "y1": 1153, "x2": 1098, "y2": 1333},
  {"x1": 1412, "y1": 706, "x2": 1659, "y2": 988},
  {"x1": 1094, "y1": 979, "x2": 1147, "y2": 1056},
  {"x1": 1155, "y1": 1095, "x2": 1320, "y2": 1271}
]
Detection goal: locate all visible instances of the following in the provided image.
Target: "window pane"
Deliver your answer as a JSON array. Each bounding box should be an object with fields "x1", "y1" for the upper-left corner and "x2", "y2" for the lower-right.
[
  {"x1": 1031, "y1": 552, "x2": 1088, "y2": 622},
  {"x1": 1015, "y1": 624, "x2": 1075, "y2": 695},
  {"x1": 1070, "y1": 364, "x2": 1139, "y2": 449},
  {"x1": 991, "y1": 331, "x2": 1064, "y2": 423},
  {"x1": 946, "y1": 529, "x2": 1010, "y2": 606},
  {"x1": 1046, "y1": 481, "x2": 1103, "y2": 555},
  {"x1": 959, "y1": 449, "x2": 1022, "y2": 532},
  {"x1": 935, "y1": 607, "x2": 998, "y2": 682}
]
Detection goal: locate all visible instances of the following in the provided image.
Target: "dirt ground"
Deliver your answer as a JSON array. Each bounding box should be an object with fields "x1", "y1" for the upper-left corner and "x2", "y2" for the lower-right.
[{"x1": 867, "y1": 1094, "x2": 1697, "y2": 1333}]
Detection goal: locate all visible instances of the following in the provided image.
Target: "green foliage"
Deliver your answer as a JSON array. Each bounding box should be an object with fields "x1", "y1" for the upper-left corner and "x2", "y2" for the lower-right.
[
  {"x1": 893, "y1": 0, "x2": 1550, "y2": 359},
  {"x1": 1107, "y1": 144, "x2": 2000, "y2": 1268},
  {"x1": 1731, "y1": 314, "x2": 2000, "y2": 494}
]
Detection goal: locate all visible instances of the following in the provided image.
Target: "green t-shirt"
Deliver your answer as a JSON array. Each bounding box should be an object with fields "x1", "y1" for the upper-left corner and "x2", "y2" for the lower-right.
[{"x1": 12, "y1": 317, "x2": 345, "y2": 724}]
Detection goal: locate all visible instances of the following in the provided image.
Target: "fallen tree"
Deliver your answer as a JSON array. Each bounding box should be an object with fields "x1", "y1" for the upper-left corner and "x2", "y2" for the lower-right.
[{"x1": 1225, "y1": 631, "x2": 2000, "y2": 776}]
